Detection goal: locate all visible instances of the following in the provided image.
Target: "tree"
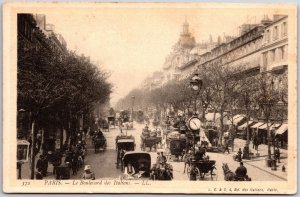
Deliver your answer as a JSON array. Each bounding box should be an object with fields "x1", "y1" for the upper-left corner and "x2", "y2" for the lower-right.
[{"x1": 202, "y1": 63, "x2": 248, "y2": 145}]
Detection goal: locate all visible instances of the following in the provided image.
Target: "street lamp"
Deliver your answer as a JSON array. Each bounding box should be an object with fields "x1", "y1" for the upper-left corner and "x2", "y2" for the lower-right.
[
  {"x1": 131, "y1": 95, "x2": 135, "y2": 122},
  {"x1": 189, "y1": 73, "x2": 203, "y2": 154},
  {"x1": 190, "y1": 73, "x2": 203, "y2": 115}
]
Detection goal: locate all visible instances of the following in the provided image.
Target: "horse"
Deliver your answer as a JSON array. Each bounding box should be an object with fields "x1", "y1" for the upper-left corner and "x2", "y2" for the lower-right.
[
  {"x1": 183, "y1": 152, "x2": 192, "y2": 173},
  {"x1": 222, "y1": 163, "x2": 236, "y2": 181}
]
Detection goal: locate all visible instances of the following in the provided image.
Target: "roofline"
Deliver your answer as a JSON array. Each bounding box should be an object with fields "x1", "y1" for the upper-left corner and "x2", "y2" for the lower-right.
[{"x1": 265, "y1": 15, "x2": 288, "y2": 28}]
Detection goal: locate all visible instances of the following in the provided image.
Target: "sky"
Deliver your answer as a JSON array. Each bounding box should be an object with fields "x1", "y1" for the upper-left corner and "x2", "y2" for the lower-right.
[{"x1": 41, "y1": 5, "x2": 284, "y2": 106}]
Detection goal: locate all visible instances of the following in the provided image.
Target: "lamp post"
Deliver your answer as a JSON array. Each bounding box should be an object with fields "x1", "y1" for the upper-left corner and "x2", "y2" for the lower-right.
[
  {"x1": 189, "y1": 73, "x2": 203, "y2": 154},
  {"x1": 241, "y1": 91, "x2": 251, "y2": 159},
  {"x1": 190, "y1": 73, "x2": 203, "y2": 115},
  {"x1": 131, "y1": 95, "x2": 135, "y2": 123}
]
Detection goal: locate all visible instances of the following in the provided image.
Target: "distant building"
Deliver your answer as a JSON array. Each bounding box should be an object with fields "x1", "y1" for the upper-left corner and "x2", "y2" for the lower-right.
[
  {"x1": 162, "y1": 19, "x2": 221, "y2": 83},
  {"x1": 261, "y1": 15, "x2": 288, "y2": 73}
]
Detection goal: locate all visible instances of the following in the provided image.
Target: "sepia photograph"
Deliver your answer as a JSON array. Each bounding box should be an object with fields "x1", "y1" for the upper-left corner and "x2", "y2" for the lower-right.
[{"x1": 3, "y1": 2, "x2": 297, "y2": 194}]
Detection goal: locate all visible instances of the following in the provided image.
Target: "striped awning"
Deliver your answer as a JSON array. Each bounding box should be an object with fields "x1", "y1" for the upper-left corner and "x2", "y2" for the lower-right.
[
  {"x1": 276, "y1": 124, "x2": 288, "y2": 135},
  {"x1": 233, "y1": 115, "x2": 246, "y2": 125},
  {"x1": 259, "y1": 123, "x2": 273, "y2": 130},
  {"x1": 270, "y1": 123, "x2": 281, "y2": 130},
  {"x1": 250, "y1": 122, "x2": 264, "y2": 129},
  {"x1": 238, "y1": 121, "x2": 254, "y2": 130}
]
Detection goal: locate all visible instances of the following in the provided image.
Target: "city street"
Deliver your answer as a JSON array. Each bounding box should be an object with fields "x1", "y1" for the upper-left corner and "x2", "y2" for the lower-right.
[{"x1": 21, "y1": 121, "x2": 287, "y2": 181}]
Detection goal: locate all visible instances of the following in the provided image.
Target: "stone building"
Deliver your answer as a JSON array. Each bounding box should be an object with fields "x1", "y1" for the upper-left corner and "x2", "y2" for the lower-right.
[
  {"x1": 261, "y1": 15, "x2": 288, "y2": 73},
  {"x1": 162, "y1": 19, "x2": 196, "y2": 83}
]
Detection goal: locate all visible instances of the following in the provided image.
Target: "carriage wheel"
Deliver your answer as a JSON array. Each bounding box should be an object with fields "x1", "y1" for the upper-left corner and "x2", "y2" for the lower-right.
[
  {"x1": 210, "y1": 167, "x2": 218, "y2": 181},
  {"x1": 187, "y1": 166, "x2": 191, "y2": 177}
]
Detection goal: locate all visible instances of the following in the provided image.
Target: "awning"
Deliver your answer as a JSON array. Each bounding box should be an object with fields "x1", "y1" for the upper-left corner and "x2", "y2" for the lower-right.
[
  {"x1": 232, "y1": 114, "x2": 241, "y2": 120},
  {"x1": 270, "y1": 123, "x2": 281, "y2": 130},
  {"x1": 276, "y1": 124, "x2": 288, "y2": 135},
  {"x1": 233, "y1": 115, "x2": 246, "y2": 125},
  {"x1": 205, "y1": 113, "x2": 221, "y2": 121},
  {"x1": 259, "y1": 123, "x2": 273, "y2": 130},
  {"x1": 238, "y1": 121, "x2": 254, "y2": 130},
  {"x1": 250, "y1": 122, "x2": 264, "y2": 129}
]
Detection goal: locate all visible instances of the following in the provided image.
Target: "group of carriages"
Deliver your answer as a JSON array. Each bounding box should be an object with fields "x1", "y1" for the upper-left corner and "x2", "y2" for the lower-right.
[{"x1": 115, "y1": 132, "x2": 173, "y2": 181}]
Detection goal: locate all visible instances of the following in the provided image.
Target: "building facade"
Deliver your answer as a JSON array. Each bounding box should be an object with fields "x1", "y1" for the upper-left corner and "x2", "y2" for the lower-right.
[{"x1": 261, "y1": 15, "x2": 288, "y2": 73}]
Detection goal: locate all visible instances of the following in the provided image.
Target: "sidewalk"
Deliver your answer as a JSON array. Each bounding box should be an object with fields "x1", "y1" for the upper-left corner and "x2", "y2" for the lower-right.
[{"x1": 229, "y1": 138, "x2": 288, "y2": 181}]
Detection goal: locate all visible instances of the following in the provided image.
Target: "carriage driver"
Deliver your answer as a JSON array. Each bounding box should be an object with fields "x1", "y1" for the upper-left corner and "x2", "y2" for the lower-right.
[{"x1": 235, "y1": 162, "x2": 248, "y2": 179}]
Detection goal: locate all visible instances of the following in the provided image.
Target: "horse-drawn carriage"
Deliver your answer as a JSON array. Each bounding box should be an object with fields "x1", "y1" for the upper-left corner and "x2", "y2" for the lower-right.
[
  {"x1": 140, "y1": 129, "x2": 162, "y2": 151},
  {"x1": 93, "y1": 132, "x2": 107, "y2": 153},
  {"x1": 115, "y1": 135, "x2": 135, "y2": 169},
  {"x1": 136, "y1": 110, "x2": 144, "y2": 123},
  {"x1": 120, "y1": 151, "x2": 151, "y2": 179},
  {"x1": 107, "y1": 116, "x2": 117, "y2": 128},
  {"x1": 168, "y1": 137, "x2": 187, "y2": 161},
  {"x1": 165, "y1": 131, "x2": 187, "y2": 159},
  {"x1": 187, "y1": 159, "x2": 218, "y2": 181}
]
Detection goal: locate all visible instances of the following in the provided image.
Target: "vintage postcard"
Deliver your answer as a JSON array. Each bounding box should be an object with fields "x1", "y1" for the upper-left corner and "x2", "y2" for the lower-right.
[{"x1": 3, "y1": 2, "x2": 297, "y2": 194}]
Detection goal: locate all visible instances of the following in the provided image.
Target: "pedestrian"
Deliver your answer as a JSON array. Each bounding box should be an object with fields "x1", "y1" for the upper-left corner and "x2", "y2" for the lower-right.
[
  {"x1": 156, "y1": 152, "x2": 161, "y2": 165},
  {"x1": 82, "y1": 165, "x2": 95, "y2": 180},
  {"x1": 52, "y1": 153, "x2": 62, "y2": 175},
  {"x1": 223, "y1": 140, "x2": 230, "y2": 154},
  {"x1": 42, "y1": 154, "x2": 49, "y2": 177},
  {"x1": 36, "y1": 155, "x2": 44, "y2": 172},
  {"x1": 274, "y1": 147, "x2": 281, "y2": 163},
  {"x1": 35, "y1": 168, "x2": 43, "y2": 180},
  {"x1": 237, "y1": 148, "x2": 242, "y2": 162},
  {"x1": 71, "y1": 155, "x2": 78, "y2": 175}
]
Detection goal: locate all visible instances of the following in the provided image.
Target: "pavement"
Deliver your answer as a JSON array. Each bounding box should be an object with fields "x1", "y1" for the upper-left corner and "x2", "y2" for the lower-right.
[
  {"x1": 19, "y1": 121, "x2": 288, "y2": 181},
  {"x1": 229, "y1": 138, "x2": 288, "y2": 181}
]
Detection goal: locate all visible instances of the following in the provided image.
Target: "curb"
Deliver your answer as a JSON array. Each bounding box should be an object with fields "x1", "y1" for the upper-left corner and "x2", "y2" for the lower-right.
[{"x1": 244, "y1": 161, "x2": 287, "y2": 181}]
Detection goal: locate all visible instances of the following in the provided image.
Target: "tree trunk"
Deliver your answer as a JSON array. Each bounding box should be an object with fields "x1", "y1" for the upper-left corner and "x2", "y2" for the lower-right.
[
  {"x1": 60, "y1": 126, "x2": 64, "y2": 149},
  {"x1": 30, "y1": 120, "x2": 35, "y2": 180},
  {"x1": 219, "y1": 111, "x2": 224, "y2": 146}
]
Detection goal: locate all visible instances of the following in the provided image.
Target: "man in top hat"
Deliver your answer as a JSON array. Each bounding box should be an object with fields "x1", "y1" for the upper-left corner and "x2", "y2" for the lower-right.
[{"x1": 82, "y1": 165, "x2": 95, "y2": 180}]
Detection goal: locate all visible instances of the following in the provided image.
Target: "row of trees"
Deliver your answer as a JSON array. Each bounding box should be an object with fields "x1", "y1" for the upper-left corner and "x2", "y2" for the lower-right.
[
  {"x1": 116, "y1": 63, "x2": 287, "y2": 145},
  {"x1": 18, "y1": 28, "x2": 112, "y2": 144}
]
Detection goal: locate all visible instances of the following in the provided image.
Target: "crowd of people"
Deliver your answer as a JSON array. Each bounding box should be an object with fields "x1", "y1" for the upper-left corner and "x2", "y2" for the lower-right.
[{"x1": 34, "y1": 131, "x2": 88, "y2": 180}]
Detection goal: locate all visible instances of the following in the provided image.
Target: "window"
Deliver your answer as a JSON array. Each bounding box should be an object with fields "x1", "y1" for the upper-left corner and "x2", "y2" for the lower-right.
[
  {"x1": 265, "y1": 29, "x2": 270, "y2": 43},
  {"x1": 282, "y1": 45, "x2": 288, "y2": 60},
  {"x1": 281, "y1": 22, "x2": 287, "y2": 37},
  {"x1": 273, "y1": 26, "x2": 278, "y2": 40},
  {"x1": 263, "y1": 52, "x2": 268, "y2": 68}
]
